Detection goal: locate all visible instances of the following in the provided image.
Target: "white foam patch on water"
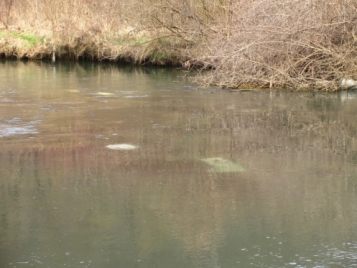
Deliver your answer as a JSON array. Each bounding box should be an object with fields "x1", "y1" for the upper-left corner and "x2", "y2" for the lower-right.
[
  {"x1": 0, "y1": 126, "x2": 38, "y2": 137},
  {"x1": 0, "y1": 118, "x2": 40, "y2": 137},
  {"x1": 89, "y1": 92, "x2": 117, "y2": 98},
  {"x1": 106, "y1": 144, "x2": 138, "y2": 150},
  {"x1": 95, "y1": 135, "x2": 109, "y2": 140},
  {"x1": 96, "y1": 92, "x2": 115, "y2": 96}
]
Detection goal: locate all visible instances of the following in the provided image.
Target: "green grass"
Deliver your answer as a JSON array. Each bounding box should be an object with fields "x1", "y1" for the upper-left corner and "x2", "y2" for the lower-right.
[
  {"x1": 115, "y1": 36, "x2": 151, "y2": 46},
  {"x1": 149, "y1": 50, "x2": 178, "y2": 61},
  {"x1": 0, "y1": 31, "x2": 44, "y2": 46},
  {"x1": 13, "y1": 33, "x2": 44, "y2": 46}
]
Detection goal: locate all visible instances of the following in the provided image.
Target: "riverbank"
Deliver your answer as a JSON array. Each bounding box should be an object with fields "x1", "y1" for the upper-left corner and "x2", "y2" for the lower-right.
[
  {"x1": 0, "y1": 28, "x2": 191, "y2": 66},
  {"x1": 1, "y1": 0, "x2": 357, "y2": 91}
]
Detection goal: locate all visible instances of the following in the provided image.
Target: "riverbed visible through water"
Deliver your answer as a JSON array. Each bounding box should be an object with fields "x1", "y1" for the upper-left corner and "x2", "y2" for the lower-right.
[{"x1": 1, "y1": 60, "x2": 357, "y2": 267}]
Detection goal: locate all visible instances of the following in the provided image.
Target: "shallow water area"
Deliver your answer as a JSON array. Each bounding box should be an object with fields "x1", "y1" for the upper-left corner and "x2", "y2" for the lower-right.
[{"x1": 1, "y1": 61, "x2": 357, "y2": 267}]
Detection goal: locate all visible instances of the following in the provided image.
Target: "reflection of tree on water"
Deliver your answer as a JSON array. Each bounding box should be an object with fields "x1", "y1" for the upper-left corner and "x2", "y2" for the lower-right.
[
  {"x1": 123, "y1": 169, "x2": 256, "y2": 268},
  {"x1": 2, "y1": 75, "x2": 357, "y2": 266}
]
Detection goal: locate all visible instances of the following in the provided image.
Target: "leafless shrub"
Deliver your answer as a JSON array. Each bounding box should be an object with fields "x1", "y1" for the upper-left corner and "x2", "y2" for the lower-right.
[
  {"x1": 0, "y1": 0, "x2": 14, "y2": 29},
  {"x1": 3, "y1": 0, "x2": 357, "y2": 89},
  {"x1": 192, "y1": 0, "x2": 357, "y2": 89}
]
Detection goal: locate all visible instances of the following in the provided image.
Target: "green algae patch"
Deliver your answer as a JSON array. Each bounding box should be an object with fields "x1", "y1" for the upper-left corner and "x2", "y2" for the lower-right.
[{"x1": 200, "y1": 157, "x2": 245, "y2": 173}]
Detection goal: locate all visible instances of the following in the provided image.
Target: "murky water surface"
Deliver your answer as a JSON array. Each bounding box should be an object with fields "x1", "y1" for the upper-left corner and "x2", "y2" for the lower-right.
[{"x1": 1, "y1": 61, "x2": 357, "y2": 267}]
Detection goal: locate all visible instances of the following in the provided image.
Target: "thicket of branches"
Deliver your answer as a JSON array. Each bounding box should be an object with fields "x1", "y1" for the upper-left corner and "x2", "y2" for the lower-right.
[
  {"x1": 193, "y1": 0, "x2": 357, "y2": 90},
  {"x1": 1, "y1": 0, "x2": 357, "y2": 89}
]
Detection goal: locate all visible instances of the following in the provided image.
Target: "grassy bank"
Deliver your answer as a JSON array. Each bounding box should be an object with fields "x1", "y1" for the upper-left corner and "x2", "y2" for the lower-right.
[
  {"x1": 0, "y1": 28, "x2": 186, "y2": 65},
  {"x1": 1, "y1": 0, "x2": 357, "y2": 90}
]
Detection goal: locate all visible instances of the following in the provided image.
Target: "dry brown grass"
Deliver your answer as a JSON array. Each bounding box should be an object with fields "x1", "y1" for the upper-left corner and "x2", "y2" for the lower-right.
[
  {"x1": 192, "y1": 0, "x2": 357, "y2": 90},
  {"x1": 1, "y1": 0, "x2": 357, "y2": 90}
]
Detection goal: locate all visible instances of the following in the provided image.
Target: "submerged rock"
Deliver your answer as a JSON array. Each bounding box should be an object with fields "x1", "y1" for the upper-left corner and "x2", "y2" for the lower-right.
[
  {"x1": 201, "y1": 157, "x2": 245, "y2": 173},
  {"x1": 106, "y1": 144, "x2": 137, "y2": 150}
]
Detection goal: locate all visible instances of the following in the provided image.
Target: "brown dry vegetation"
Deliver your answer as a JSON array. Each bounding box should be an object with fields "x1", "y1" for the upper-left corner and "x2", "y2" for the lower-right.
[{"x1": 1, "y1": 0, "x2": 357, "y2": 90}]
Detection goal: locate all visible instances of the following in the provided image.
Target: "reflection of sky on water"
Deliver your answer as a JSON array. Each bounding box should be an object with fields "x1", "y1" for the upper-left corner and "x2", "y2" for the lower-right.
[
  {"x1": 0, "y1": 118, "x2": 40, "y2": 137},
  {"x1": 1, "y1": 61, "x2": 357, "y2": 268},
  {"x1": 223, "y1": 236, "x2": 357, "y2": 267},
  {"x1": 339, "y1": 89, "x2": 357, "y2": 102}
]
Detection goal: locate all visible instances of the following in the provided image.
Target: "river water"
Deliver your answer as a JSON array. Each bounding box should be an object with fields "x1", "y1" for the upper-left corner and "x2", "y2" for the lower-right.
[{"x1": 1, "y1": 61, "x2": 357, "y2": 268}]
